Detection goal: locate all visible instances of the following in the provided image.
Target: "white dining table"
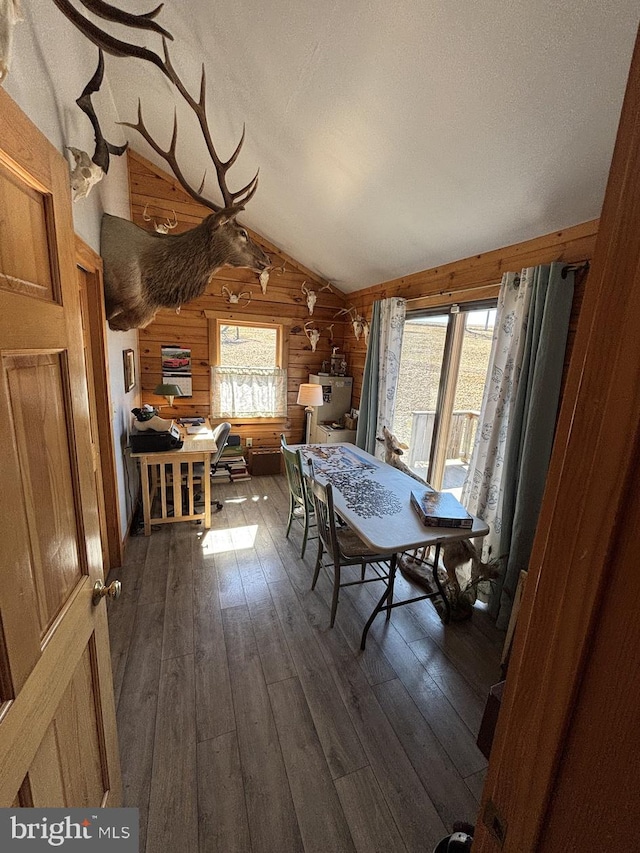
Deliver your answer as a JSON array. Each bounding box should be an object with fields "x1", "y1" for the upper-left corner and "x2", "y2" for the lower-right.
[{"x1": 293, "y1": 443, "x2": 490, "y2": 648}]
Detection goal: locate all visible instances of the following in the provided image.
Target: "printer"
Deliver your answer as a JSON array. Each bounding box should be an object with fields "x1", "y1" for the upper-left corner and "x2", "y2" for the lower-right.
[{"x1": 130, "y1": 422, "x2": 184, "y2": 453}]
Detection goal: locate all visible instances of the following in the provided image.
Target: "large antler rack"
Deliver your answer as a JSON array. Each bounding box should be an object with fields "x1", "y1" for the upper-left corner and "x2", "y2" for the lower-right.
[
  {"x1": 119, "y1": 40, "x2": 259, "y2": 214},
  {"x1": 51, "y1": 0, "x2": 259, "y2": 215}
]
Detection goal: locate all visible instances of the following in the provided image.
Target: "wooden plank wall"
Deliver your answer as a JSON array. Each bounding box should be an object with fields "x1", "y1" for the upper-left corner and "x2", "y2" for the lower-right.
[
  {"x1": 128, "y1": 151, "x2": 348, "y2": 447},
  {"x1": 340, "y1": 220, "x2": 599, "y2": 409},
  {"x1": 130, "y1": 147, "x2": 599, "y2": 437}
]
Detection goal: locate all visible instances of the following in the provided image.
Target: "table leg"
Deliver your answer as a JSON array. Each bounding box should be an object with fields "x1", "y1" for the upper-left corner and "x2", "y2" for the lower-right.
[
  {"x1": 172, "y1": 461, "x2": 182, "y2": 518},
  {"x1": 385, "y1": 554, "x2": 397, "y2": 622},
  {"x1": 140, "y1": 458, "x2": 151, "y2": 536},
  {"x1": 431, "y1": 543, "x2": 451, "y2": 623},
  {"x1": 360, "y1": 553, "x2": 397, "y2": 650},
  {"x1": 203, "y1": 452, "x2": 212, "y2": 529}
]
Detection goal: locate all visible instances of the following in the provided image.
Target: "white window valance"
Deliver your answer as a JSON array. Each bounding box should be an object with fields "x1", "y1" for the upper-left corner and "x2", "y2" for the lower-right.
[{"x1": 211, "y1": 366, "x2": 287, "y2": 418}]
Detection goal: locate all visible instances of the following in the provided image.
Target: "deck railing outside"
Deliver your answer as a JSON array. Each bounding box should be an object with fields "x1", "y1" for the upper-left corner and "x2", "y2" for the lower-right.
[{"x1": 407, "y1": 410, "x2": 480, "y2": 472}]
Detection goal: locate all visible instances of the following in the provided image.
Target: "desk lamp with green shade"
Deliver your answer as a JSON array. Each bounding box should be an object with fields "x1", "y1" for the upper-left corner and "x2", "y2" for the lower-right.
[{"x1": 154, "y1": 382, "x2": 184, "y2": 408}]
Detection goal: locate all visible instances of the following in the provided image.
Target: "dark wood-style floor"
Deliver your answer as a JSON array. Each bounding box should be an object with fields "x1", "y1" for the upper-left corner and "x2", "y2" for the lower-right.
[{"x1": 107, "y1": 473, "x2": 504, "y2": 853}]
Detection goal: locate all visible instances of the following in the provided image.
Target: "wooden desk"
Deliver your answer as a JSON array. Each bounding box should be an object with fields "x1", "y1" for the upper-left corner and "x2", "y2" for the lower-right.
[
  {"x1": 295, "y1": 443, "x2": 489, "y2": 647},
  {"x1": 131, "y1": 421, "x2": 218, "y2": 535}
]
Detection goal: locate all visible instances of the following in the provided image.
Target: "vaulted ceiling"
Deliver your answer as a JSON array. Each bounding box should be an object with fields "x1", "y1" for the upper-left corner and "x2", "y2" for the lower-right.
[{"x1": 73, "y1": 2, "x2": 640, "y2": 291}]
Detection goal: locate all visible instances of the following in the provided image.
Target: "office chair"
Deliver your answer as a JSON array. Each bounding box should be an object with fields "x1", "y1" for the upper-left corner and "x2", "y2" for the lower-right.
[
  {"x1": 209, "y1": 421, "x2": 231, "y2": 510},
  {"x1": 280, "y1": 434, "x2": 316, "y2": 557},
  {"x1": 189, "y1": 421, "x2": 232, "y2": 513},
  {"x1": 305, "y1": 474, "x2": 393, "y2": 628}
]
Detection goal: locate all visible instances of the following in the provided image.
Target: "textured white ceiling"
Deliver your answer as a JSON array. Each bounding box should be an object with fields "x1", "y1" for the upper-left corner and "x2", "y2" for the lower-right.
[{"x1": 103, "y1": 1, "x2": 639, "y2": 292}]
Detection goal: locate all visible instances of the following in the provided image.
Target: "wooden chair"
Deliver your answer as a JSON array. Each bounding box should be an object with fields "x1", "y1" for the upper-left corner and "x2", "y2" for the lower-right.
[
  {"x1": 280, "y1": 434, "x2": 315, "y2": 557},
  {"x1": 306, "y1": 474, "x2": 392, "y2": 627}
]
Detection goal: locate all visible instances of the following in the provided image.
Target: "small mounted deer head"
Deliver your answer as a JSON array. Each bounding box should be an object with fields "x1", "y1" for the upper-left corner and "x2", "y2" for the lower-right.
[
  {"x1": 67, "y1": 147, "x2": 105, "y2": 201},
  {"x1": 221, "y1": 286, "x2": 252, "y2": 306},
  {"x1": 303, "y1": 321, "x2": 321, "y2": 352},
  {"x1": 259, "y1": 268, "x2": 270, "y2": 294},
  {"x1": 301, "y1": 280, "x2": 331, "y2": 315},
  {"x1": 143, "y1": 203, "x2": 178, "y2": 234},
  {"x1": 336, "y1": 306, "x2": 366, "y2": 340}
]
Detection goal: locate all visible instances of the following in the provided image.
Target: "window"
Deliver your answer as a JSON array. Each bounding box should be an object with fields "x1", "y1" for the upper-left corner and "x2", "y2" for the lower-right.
[
  {"x1": 207, "y1": 313, "x2": 290, "y2": 420},
  {"x1": 393, "y1": 300, "x2": 497, "y2": 494}
]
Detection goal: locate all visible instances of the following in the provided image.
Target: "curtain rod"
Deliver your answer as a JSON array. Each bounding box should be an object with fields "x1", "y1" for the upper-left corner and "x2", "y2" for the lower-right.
[
  {"x1": 406, "y1": 282, "x2": 500, "y2": 305},
  {"x1": 405, "y1": 259, "x2": 590, "y2": 305},
  {"x1": 561, "y1": 260, "x2": 590, "y2": 279}
]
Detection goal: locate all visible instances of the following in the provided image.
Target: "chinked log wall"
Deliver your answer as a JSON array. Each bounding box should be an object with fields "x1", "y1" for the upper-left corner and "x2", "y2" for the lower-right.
[
  {"x1": 340, "y1": 219, "x2": 599, "y2": 410},
  {"x1": 129, "y1": 151, "x2": 347, "y2": 447}
]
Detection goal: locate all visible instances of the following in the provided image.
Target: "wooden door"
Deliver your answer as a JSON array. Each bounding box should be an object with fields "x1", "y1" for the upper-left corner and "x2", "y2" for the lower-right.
[
  {"x1": 76, "y1": 237, "x2": 123, "y2": 574},
  {"x1": 78, "y1": 263, "x2": 111, "y2": 573},
  {"x1": 474, "y1": 25, "x2": 640, "y2": 852},
  {"x1": 0, "y1": 88, "x2": 122, "y2": 806}
]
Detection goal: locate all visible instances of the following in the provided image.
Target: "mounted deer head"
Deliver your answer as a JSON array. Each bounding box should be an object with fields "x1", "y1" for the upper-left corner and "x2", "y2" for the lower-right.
[
  {"x1": 221, "y1": 286, "x2": 252, "y2": 306},
  {"x1": 143, "y1": 202, "x2": 178, "y2": 234},
  {"x1": 303, "y1": 322, "x2": 321, "y2": 352},
  {"x1": 67, "y1": 49, "x2": 128, "y2": 201},
  {"x1": 101, "y1": 50, "x2": 271, "y2": 329},
  {"x1": 53, "y1": 0, "x2": 270, "y2": 331},
  {"x1": 336, "y1": 306, "x2": 366, "y2": 340},
  {"x1": 0, "y1": 0, "x2": 22, "y2": 84},
  {"x1": 301, "y1": 280, "x2": 331, "y2": 316}
]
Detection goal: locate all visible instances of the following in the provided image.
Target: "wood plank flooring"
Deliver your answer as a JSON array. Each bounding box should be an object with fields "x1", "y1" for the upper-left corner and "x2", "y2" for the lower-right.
[{"x1": 108, "y1": 474, "x2": 504, "y2": 853}]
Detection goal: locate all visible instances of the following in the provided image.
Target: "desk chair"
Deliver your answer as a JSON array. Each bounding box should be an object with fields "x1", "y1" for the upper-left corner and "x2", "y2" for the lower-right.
[
  {"x1": 189, "y1": 421, "x2": 231, "y2": 512},
  {"x1": 207, "y1": 421, "x2": 231, "y2": 511},
  {"x1": 306, "y1": 475, "x2": 393, "y2": 628},
  {"x1": 281, "y1": 434, "x2": 315, "y2": 557}
]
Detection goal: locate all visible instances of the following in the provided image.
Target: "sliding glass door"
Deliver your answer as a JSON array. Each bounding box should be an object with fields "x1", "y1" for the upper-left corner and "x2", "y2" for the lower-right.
[{"x1": 392, "y1": 301, "x2": 496, "y2": 494}]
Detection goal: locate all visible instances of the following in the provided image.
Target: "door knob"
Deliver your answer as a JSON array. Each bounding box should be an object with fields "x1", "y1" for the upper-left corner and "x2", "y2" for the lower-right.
[{"x1": 92, "y1": 579, "x2": 122, "y2": 606}]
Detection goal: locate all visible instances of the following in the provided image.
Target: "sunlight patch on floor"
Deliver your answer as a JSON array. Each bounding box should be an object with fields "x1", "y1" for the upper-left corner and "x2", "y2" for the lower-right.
[{"x1": 201, "y1": 525, "x2": 259, "y2": 554}]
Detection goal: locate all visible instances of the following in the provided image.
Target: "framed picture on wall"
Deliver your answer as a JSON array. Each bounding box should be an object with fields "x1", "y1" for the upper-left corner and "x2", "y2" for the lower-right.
[
  {"x1": 161, "y1": 345, "x2": 192, "y2": 396},
  {"x1": 123, "y1": 348, "x2": 136, "y2": 392}
]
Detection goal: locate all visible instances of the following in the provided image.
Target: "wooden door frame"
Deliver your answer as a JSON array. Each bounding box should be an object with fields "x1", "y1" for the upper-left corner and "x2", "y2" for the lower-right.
[
  {"x1": 75, "y1": 237, "x2": 123, "y2": 570},
  {"x1": 474, "y1": 25, "x2": 640, "y2": 851}
]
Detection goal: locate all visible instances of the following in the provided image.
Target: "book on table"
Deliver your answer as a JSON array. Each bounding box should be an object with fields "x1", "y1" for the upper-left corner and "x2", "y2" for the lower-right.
[
  {"x1": 410, "y1": 488, "x2": 473, "y2": 528},
  {"x1": 186, "y1": 424, "x2": 208, "y2": 434}
]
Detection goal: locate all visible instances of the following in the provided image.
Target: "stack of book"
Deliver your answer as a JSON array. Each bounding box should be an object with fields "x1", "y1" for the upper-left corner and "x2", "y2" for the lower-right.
[
  {"x1": 410, "y1": 487, "x2": 473, "y2": 528},
  {"x1": 211, "y1": 465, "x2": 233, "y2": 484},
  {"x1": 209, "y1": 445, "x2": 253, "y2": 483},
  {"x1": 226, "y1": 456, "x2": 251, "y2": 482}
]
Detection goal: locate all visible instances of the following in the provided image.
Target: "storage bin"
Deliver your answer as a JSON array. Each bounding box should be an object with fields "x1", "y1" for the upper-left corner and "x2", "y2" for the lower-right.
[{"x1": 248, "y1": 448, "x2": 283, "y2": 476}]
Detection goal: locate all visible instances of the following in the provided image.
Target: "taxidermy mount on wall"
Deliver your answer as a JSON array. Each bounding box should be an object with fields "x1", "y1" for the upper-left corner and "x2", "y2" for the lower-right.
[
  {"x1": 142, "y1": 203, "x2": 178, "y2": 233},
  {"x1": 301, "y1": 280, "x2": 331, "y2": 315},
  {"x1": 336, "y1": 305, "x2": 368, "y2": 342},
  {"x1": 51, "y1": 0, "x2": 271, "y2": 331},
  {"x1": 67, "y1": 49, "x2": 128, "y2": 201}
]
